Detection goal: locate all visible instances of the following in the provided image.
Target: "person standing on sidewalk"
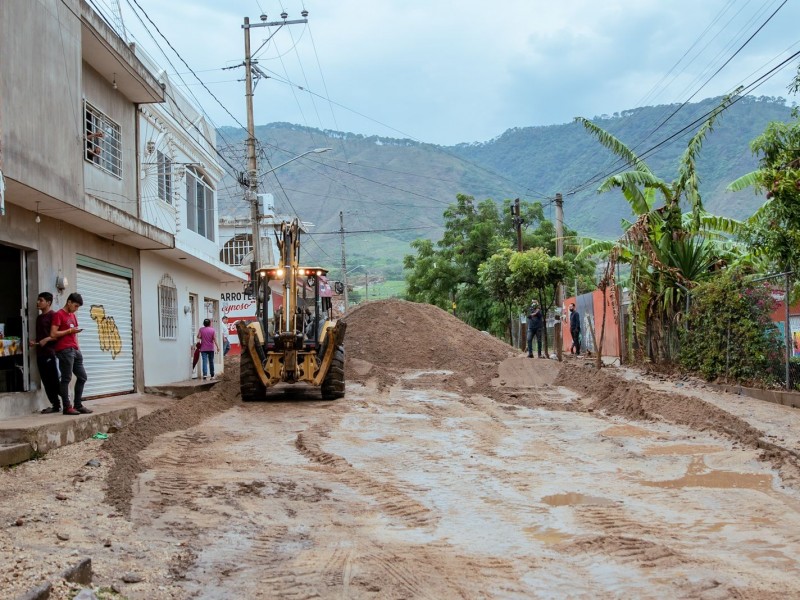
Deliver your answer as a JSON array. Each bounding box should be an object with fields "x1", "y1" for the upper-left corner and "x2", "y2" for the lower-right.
[
  {"x1": 50, "y1": 293, "x2": 91, "y2": 415},
  {"x1": 29, "y1": 292, "x2": 61, "y2": 413},
  {"x1": 197, "y1": 318, "x2": 219, "y2": 380}
]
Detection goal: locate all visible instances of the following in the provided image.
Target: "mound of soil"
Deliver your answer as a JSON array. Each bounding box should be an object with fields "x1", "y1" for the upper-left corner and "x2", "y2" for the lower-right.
[
  {"x1": 556, "y1": 363, "x2": 765, "y2": 447},
  {"x1": 104, "y1": 362, "x2": 241, "y2": 515},
  {"x1": 342, "y1": 299, "x2": 518, "y2": 390}
]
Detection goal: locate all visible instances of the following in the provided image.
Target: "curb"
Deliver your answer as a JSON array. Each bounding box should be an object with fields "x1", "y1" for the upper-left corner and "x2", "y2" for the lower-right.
[{"x1": 0, "y1": 442, "x2": 35, "y2": 467}]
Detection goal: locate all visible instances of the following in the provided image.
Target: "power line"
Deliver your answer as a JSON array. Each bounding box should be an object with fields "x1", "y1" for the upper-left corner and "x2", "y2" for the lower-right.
[
  {"x1": 307, "y1": 225, "x2": 442, "y2": 236},
  {"x1": 643, "y1": 0, "x2": 788, "y2": 144},
  {"x1": 126, "y1": 0, "x2": 247, "y2": 131},
  {"x1": 563, "y1": 47, "x2": 800, "y2": 199}
]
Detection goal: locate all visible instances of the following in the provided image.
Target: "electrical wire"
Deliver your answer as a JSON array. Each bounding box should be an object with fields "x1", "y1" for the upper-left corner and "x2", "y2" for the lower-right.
[{"x1": 562, "y1": 45, "x2": 800, "y2": 199}]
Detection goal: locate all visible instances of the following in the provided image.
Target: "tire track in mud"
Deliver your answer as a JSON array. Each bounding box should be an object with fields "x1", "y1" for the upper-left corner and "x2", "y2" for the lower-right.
[
  {"x1": 295, "y1": 424, "x2": 435, "y2": 529},
  {"x1": 558, "y1": 534, "x2": 686, "y2": 569},
  {"x1": 138, "y1": 430, "x2": 218, "y2": 515}
]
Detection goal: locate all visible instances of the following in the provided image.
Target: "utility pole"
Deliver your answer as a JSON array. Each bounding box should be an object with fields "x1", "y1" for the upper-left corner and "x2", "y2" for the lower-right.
[
  {"x1": 512, "y1": 198, "x2": 523, "y2": 252},
  {"x1": 554, "y1": 192, "x2": 564, "y2": 362},
  {"x1": 340, "y1": 211, "x2": 349, "y2": 311},
  {"x1": 243, "y1": 12, "x2": 308, "y2": 314}
]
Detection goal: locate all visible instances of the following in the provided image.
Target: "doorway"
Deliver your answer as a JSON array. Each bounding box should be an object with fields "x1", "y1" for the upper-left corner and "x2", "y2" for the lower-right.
[{"x1": 0, "y1": 243, "x2": 27, "y2": 392}]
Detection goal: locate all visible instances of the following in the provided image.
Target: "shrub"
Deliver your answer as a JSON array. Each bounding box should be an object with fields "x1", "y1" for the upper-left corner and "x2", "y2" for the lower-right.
[{"x1": 680, "y1": 269, "x2": 784, "y2": 385}]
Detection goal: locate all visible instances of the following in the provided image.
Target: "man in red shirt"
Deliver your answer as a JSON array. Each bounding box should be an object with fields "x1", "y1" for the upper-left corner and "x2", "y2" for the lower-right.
[{"x1": 50, "y1": 292, "x2": 91, "y2": 415}]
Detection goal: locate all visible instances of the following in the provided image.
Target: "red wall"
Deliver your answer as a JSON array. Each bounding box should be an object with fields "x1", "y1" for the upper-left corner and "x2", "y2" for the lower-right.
[{"x1": 563, "y1": 288, "x2": 621, "y2": 358}]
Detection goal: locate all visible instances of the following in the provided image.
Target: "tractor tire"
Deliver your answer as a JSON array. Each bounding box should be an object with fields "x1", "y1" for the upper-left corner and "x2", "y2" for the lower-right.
[
  {"x1": 321, "y1": 345, "x2": 345, "y2": 400},
  {"x1": 240, "y1": 347, "x2": 266, "y2": 402}
]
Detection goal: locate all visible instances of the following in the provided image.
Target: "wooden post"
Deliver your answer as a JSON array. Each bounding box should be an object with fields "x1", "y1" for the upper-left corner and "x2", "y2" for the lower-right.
[{"x1": 554, "y1": 193, "x2": 564, "y2": 362}]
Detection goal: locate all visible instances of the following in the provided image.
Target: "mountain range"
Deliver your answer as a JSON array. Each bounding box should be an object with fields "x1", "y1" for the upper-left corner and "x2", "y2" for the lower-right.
[{"x1": 216, "y1": 95, "x2": 793, "y2": 278}]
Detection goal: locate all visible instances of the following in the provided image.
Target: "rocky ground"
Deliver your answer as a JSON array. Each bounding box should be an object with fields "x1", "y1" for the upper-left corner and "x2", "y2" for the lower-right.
[{"x1": 2, "y1": 299, "x2": 800, "y2": 599}]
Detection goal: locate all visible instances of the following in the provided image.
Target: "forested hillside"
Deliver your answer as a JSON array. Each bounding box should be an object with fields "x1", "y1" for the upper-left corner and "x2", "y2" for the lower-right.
[{"x1": 217, "y1": 95, "x2": 792, "y2": 273}]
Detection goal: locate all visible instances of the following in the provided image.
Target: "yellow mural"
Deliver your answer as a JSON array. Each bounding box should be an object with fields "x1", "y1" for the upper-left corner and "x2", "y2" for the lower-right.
[{"x1": 90, "y1": 304, "x2": 122, "y2": 359}]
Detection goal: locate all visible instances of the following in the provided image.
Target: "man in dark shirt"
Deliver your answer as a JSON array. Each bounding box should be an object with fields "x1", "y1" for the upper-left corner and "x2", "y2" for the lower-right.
[
  {"x1": 569, "y1": 302, "x2": 582, "y2": 356},
  {"x1": 526, "y1": 300, "x2": 544, "y2": 358},
  {"x1": 29, "y1": 292, "x2": 61, "y2": 413}
]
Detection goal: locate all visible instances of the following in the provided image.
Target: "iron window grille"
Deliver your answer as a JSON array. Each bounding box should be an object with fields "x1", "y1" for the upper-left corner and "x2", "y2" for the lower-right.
[
  {"x1": 220, "y1": 234, "x2": 253, "y2": 267},
  {"x1": 158, "y1": 274, "x2": 178, "y2": 339},
  {"x1": 84, "y1": 101, "x2": 122, "y2": 178}
]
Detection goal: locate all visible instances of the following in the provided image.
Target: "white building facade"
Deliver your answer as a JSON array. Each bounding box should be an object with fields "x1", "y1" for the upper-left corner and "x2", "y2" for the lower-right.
[
  {"x1": 0, "y1": 0, "x2": 242, "y2": 417},
  {"x1": 136, "y1": 55, "x2": 245, "y2": 386}
]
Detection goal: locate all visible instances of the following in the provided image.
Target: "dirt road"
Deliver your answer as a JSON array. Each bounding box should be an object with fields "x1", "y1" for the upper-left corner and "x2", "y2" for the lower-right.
[{"x1": 3, "y1": 299, "x2": 800, "y2": 598}]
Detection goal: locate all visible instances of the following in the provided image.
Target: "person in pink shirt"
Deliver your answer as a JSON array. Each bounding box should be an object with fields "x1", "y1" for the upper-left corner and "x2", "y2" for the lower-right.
[
  {"x1": 50, "y1": 292, "x2": 91, "y2": 415},
  {"x1": 197, "y1": 318, "x2": 219, "y2": 380}
]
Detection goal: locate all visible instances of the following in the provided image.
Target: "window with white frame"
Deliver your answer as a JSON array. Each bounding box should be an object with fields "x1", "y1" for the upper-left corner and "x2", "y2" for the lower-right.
[
  {"x1": 84, "y1": 101, "x2": 122, "y2": 178},
  {"x1": 158, "y1": 274, "x2": 178, "y2": 339},
  {"x1": 186, "y1": 167, "x2": 216, "y2": 241},
  {"x1": 157, "y1": 150, "x2": 172, "y2": 204},
  {"x1": 220, "y1": 234, "x2": 253, "y2": 267}
]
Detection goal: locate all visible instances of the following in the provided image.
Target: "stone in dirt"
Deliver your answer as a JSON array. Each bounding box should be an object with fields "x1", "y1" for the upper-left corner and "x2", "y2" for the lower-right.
[{"x1": 62, "y1": 557, "x2": 92, "y2": 585}]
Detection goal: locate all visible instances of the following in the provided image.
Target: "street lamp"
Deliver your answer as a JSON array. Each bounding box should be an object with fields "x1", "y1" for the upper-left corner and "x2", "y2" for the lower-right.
[
  {"x1": 258, "y1": 147, "x2": 331, "y2": 180},
  {"x1": 251, "y1": 147, "x2": 331, "y2": 270}
]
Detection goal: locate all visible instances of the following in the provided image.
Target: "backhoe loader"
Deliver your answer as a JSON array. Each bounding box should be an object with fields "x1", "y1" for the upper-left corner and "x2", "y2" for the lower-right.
[{"x1": 236, "y1": 219, "x2": 346, "y2": 401}]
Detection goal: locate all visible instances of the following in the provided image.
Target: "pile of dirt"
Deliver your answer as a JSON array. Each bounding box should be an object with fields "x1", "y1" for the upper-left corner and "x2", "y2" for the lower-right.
[
  {"x1": 342, "y1": 299, "x2": 518, "y2": 390},
  {"x1": 104, "y1": 361, "x2": 240, "y2": 516},
  {"x1": 555, "y1": 363, "x2": 764, "y2": 447}
]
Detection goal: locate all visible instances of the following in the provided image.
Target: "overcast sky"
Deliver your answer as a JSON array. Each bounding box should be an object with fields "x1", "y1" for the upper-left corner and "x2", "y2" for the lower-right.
[{"x1": 113, "y1": 0, "x2": 800, "y2": 146}]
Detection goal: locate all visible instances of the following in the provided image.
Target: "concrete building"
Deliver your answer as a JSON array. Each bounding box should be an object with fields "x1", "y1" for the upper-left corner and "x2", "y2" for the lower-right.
[
  {"x1": 135, "y1": 53, "x2": 245, "y2": 386},
  {"x1": 0, "y1": 0, "x2": 241, "y2": 417}
]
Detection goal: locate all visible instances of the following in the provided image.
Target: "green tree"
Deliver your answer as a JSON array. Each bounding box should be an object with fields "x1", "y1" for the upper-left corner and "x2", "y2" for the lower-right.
[
  {"x1": 477, "y1": 248, "x2": 516, "y2": 341},
  {"x1": 406, "y1": 194, "x2": 593, "y2": 338},
  {"x1": 508, "y1": 249, "x2": 571, "y2": 356},
  {"x1": 728, "y1": 118, "x2": 800, "y2": 276},
  {"x1": 403, "y1": 238, "x2": 458, "y2": 309},
  {"x1": 405, "y1": 194, "x2": 510, "y2": 332}
]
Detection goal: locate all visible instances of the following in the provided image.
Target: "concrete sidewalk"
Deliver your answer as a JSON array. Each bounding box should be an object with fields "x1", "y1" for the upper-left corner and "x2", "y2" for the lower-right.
[{"x1": 0, "y1": 378, "x2": 216, "y2": 467}]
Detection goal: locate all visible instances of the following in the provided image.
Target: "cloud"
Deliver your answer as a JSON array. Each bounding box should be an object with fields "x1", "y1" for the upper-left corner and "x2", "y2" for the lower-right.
[{"x1": 122, "y1": 0, "x2": 800, "y2": 145}]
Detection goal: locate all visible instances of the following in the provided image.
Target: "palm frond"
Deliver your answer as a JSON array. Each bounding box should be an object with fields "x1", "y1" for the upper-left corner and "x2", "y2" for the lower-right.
[
  {"x1": 576, "y1": 117, "x2": 652, "y2": 174},
  {"x1": 727, "y1": 171, "x2": 761, "y2": 192},
  {"x1": 696, "y1": 213, "x2": 744, "y2": 236},
  {"x1": 744, "y1": 198, "x2": 773, "y2": 225},
  {"x1": 597, "y1": 171, "x2": 670, "y2": 214},
  {"x1": 677, "y1": 90, "x2": 740, "y2": 220},
  {"x1": 576, "y1": 239, "x2": 616, "y2": 259}
]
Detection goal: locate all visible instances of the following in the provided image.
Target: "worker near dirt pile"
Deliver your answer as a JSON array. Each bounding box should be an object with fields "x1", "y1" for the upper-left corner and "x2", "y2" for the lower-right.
[
  {"x1": 526, "y1": 301, "x2": 544, "y2": 358},
  {"x1": 569, "y1": 302, "x2": 581, "y2": 356}
]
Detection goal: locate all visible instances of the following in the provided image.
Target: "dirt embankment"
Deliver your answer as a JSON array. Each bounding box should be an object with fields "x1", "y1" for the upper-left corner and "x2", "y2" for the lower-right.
[
  {"x1": 555, "y1": 362, "x2": 800, "y2": 485},
  {"x1": 104, "y1": 364, "x2": 241, "y2": 515},
  {"x1": 342, "y1": 298, "x2": 517, "y2": 393}
]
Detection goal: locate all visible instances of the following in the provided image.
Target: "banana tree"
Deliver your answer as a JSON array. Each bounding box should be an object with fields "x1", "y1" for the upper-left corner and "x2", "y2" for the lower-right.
[{"x1": 574, "y1": 91, "x2": 748, "y2": 362}]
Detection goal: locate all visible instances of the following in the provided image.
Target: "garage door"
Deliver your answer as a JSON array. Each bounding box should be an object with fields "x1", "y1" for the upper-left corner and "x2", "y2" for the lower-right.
[{"x1": 76, "y1": 266, "x2": 134, "y2": 397}]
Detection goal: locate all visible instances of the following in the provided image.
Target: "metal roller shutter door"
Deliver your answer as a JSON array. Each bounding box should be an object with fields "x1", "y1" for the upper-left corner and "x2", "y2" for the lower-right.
[{"x1": 76, "y1": 267, "x2": 135, "y2": 397}]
